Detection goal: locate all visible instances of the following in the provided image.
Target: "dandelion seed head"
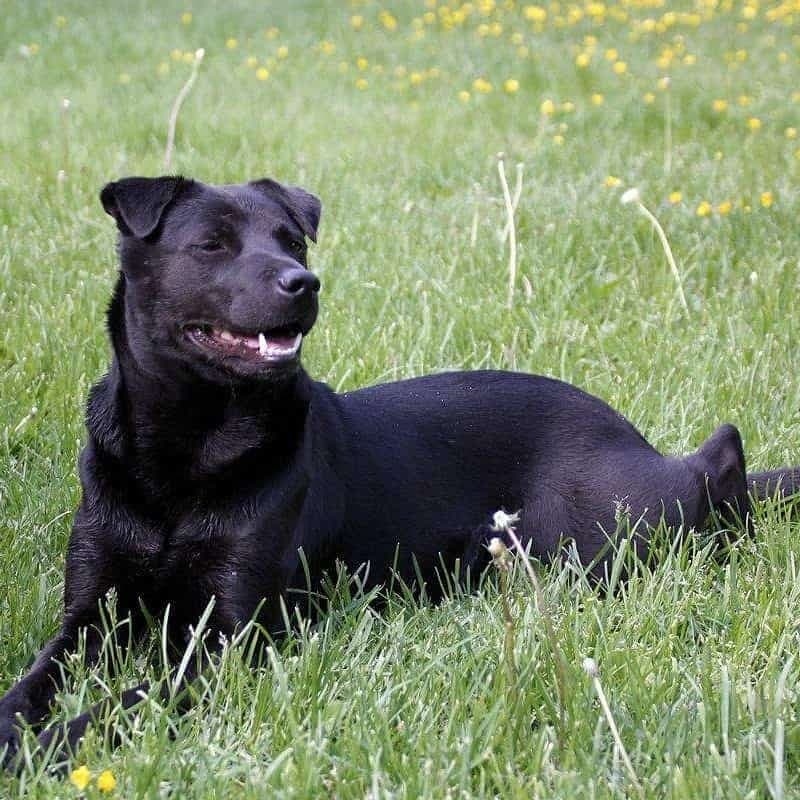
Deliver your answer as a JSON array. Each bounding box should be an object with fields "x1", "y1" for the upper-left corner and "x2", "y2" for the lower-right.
[
  {"x1": 491, "y1": 509, "x2": 521, "y2": 532},
  {"x1": 582, "y1": 657, "x2": 600, "y2": 677},
  {"x1": 487, "y1": 537, "x2": 507, "y2": 559},
  {"x1": 620, "y1": 187, "x2": 641, "y2": 205}
]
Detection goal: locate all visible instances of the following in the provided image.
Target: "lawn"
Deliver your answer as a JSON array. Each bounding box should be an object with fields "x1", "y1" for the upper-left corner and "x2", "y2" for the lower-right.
[{"x1": 1, "y1": 0, "x2": 799, "y2": 796}]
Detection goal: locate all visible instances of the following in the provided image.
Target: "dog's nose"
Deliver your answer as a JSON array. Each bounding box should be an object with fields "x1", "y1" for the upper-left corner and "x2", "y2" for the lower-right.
[{"x1": 277, "y1": 268, "x2": 321, "y2": 297}]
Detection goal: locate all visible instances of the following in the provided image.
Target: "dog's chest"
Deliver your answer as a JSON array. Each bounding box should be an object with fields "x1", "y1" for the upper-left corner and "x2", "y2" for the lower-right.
[{"x1": 124, "y1": 497, "x2": 296, "y2": 630}]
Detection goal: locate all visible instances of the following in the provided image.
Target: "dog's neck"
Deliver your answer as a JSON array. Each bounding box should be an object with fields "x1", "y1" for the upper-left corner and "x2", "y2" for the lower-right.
[{"x1": 88, "y1": 275, "x2": 312, "y2": 503}]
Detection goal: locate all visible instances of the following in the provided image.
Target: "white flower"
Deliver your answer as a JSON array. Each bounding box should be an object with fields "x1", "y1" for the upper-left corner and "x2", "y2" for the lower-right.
[
  {"x1": 487, "y1": 537, "x2": 507, "y2": 559},
  {"x1": 195, "y1": 48, "x2": 205, "y2": 62},
  {"x1": 620, "y1": 187, "x2": 641, "y2": 205},
  {"x1": 582, "y1": 657, "x2": 599, "y2": 677},
  {"x1": 491, "y1": 509, "x2": 521, "y2": 532}
]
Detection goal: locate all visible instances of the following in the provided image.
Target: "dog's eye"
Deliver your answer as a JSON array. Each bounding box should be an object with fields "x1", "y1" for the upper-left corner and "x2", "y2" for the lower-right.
[
  {"x1": 196, "y1": 239, "x2": 225, "y2": 253},
  {"x1": 289, "y1": 240, "x2": 305, "y2": 256}
]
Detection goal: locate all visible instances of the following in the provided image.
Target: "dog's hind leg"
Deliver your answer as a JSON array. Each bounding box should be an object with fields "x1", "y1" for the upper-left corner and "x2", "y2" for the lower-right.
[{"x1": 748, "y1": 467, "x2": 800, "y2": 500}]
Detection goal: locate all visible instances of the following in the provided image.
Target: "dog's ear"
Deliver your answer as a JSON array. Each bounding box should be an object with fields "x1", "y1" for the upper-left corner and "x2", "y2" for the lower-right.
[
  {"x1": 249, "y1": 179, "x2": 321, "y2": 242},
  {"x1": 100, "y1": 176, "x2": 192, "y2": 238}
]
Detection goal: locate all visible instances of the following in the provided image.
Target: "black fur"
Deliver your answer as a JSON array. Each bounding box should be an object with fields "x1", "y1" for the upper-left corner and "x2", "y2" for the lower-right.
[{"x1": 1, "y1": 176, "x2": 796, "y2": 768}]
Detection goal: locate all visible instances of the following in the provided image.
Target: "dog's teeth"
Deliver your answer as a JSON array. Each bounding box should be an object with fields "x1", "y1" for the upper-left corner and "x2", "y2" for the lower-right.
[
  {"x1": 219, "y1": 330, "x2": 236, "y2": 343},
  {"x1": 258, "y1": 332, "x2": 268, "y2": 355}
]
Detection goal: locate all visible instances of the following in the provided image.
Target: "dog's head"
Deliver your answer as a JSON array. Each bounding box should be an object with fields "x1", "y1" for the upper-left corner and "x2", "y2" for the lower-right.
[{"x1": 101, "y1": 176, "x2": 321, "y2": 383}]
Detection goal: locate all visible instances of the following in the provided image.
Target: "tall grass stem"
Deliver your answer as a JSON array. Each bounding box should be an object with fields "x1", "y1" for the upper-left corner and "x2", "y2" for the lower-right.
[{"x1": 164, "y1": 49, "x2": 205, "y2": 171}]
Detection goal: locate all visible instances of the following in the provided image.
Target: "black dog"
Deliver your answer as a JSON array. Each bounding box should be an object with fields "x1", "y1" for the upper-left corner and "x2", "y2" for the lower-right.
[{"x1": 1, "y1": 175, "x2": 797, "y2": 767}]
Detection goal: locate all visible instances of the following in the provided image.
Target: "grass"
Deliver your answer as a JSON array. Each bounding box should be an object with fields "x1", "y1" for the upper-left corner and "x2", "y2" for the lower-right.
[{"x1": 1, "y1": 0, "x2": 800, "y2": 796}]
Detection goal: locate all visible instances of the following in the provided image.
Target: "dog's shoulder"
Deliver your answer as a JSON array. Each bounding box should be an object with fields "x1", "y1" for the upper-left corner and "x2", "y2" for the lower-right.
[{"x1": 85, "y1": 362, "x2": 126, "y2": 461}]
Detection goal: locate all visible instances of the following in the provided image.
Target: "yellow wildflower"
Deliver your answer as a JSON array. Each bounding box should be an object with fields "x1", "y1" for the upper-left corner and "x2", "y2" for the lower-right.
[
  {"x1": 97, "y1": 770, "x2": 117, "y2": 793},
  {"x1": 712, "y1": 99, "x2": 728, "y2": 112},
  {"x1": 472, "y1": 77, "x2": 493, "y2": 93},
  {"x1": 355, "y1": 77, "x2": 368, "y2": 90},
  {"x1": 171, "y1": 48, "x2": 183, "y2": 61},
  {"x1": 760, "y1": 191, "x2": 773, "y2": 208},
  {"x1": 657, "y1": 76, "x2": 671, "y2": 90},
  {"x1": 575, "y1": 52, "x2": 590, "y2": 68},
  {"x1": 276, "y1": 45, "x2": 288, "y2": 59},
  {"x1": 70, "y1": 766, "x2": 91, "y2": 790},
  {"x1": 458, "y1": 90, "x2": 471, "y2": 102},
  {"x1": 245, "y1": 56, "x2": 257, "y2": 68},
  {"x1": 181, "y1": 11, "x2": 192, "y2": 25},
  {"x1": 256, "y1": 67, "x2": 269, "y2": 80},
  {"x1": 350, "y1": 15, "x2": 364, "y2": 30},
  {"x1": 717, "y1": 200, "x2": 732, "y2": 215},
  {"x1": 747, "y1": 117, "x2": 761, "y2": 131},
  {"x1": 410, "y1": 72, "x2": 423, "y2": 85},
  {"x1": 604, "y1": 48, "x2": 618, "y2": 61},
  {"x1": 320, "y1": 40, "x2": 335, "y2": 55},
  {"x1": 380, "y1": 11, "x2": 398, "y2": 30},
  {"x1": 225, "y1": 37, "x2": 238, "y2": 49},
  {"x1": 785, "y1": 127, "x2": 797, "y2": 139},
  {"x1": 696, "y1": 200, "x2": 712, "y2": 217},
  {"x1": 540, "y1": 98, "x2": 555, "y2": 114},
  {"x1": 613, "y1": 61, "x2": 627, "y2": 74},
  {"x1": 504, "y1": 79, "x2": 520, "y2": 93},
  {"x1": 604, "y1": 175, "x2": 622, "y2": 188},
  {"x1": 591, "y1": 93, "x2": 604, "y2": 106},
  {"x1": 55, "y1": 15, "x2": 67, "y2": 27},
  {"x1": 265, "y1": 27, "x2": 279, "y2": 39},
  {"x1": 668, "y1": 191, "x2": 682, "y2": 204},
  {"x1": 356, "y1": 57, "x2": 368, "y2": 71},
  {"x1": 524, "y1": 5, "x2": 547, "y2": 22},
  {"x1": 737, "y1": 94, "x2": 751, "y2": 106},
  {"x1": 553, "y1": 134, "x2": 564, "y2": 145},
  {"x1": 643, "y1": 92, "x2": 655, "y2": 104}
]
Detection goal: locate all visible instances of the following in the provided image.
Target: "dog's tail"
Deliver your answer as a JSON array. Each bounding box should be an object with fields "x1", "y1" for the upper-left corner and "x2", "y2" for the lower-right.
[{"x1": 747, "y1": 467, "x2": 800, "y2": 501}]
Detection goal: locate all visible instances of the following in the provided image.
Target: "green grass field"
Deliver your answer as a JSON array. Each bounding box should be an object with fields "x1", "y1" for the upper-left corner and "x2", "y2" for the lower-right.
[{"x1": 2, "y1": 0, "x2": 800, "y2": 796}]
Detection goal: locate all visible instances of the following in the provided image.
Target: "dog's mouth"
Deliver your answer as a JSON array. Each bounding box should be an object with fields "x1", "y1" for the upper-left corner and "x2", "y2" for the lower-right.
[{"x1": 184, "y1": 324, "x2": 303, "y2": 365}]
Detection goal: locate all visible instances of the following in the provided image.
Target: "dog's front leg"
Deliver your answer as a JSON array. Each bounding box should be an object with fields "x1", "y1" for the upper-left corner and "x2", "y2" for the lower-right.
[
  {"x1": 0, "y1": 510, "x2": 129, "y2": 768},
  {"x1": 36, "y1": 634, "x2": 223, "y2": 770},
  {"x1": 0, "y1": 608, "x2": 110, "y2": 768}
]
